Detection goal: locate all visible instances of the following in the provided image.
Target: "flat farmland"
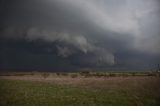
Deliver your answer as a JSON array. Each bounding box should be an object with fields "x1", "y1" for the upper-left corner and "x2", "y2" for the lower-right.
[{"x1": 0, "y1": 72, "x2": 160, "y2": 106}]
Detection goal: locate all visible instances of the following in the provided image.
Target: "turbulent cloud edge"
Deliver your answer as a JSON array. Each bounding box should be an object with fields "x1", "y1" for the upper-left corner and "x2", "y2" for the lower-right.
[{"x1": 1, "y1": 27, "x2": 115, "y2": 65}]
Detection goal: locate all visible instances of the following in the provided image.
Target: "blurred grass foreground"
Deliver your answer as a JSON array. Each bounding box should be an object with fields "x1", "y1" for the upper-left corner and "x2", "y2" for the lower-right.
[{"x1": 0, "y1": 72, "x2": 160, "y2": 106}]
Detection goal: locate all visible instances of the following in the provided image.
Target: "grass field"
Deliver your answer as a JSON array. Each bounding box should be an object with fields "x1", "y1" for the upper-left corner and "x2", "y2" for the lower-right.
[{"x1": 0, "y1": 72, "x2": 160, "y2": 106}]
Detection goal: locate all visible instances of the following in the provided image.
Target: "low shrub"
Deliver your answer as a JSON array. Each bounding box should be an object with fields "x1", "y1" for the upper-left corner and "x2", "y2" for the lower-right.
[
  {"x1": 60, "y1": 72, "x2": 68, "y2": 76},
  {"x1": 41, "y1": 73, "x2": 49, "y2": 79},
  {"x1": 70, "y1": 74, "x2": 78, "y2": 78},
  {"x1": 109, "y1": 73, "x2": 116, "y2": 77},
  {"x1": 79, "y1": 71, "x2": 90, "y2": 76}
]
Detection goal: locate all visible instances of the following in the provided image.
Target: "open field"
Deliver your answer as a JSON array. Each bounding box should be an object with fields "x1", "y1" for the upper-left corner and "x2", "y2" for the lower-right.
[{"x1": 0, "y1": 72, "x2": 160, "y2": 106}]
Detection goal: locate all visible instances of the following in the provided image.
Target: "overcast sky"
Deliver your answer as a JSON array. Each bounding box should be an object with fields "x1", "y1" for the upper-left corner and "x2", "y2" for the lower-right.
[{"x1": 0, "y1": 0, "x2": 160, "y2": 71}]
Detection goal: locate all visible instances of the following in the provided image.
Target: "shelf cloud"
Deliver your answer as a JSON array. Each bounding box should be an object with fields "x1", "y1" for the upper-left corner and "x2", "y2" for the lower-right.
[{"x1": 0, "y1": 0, "x2": 160, "y2": 70}]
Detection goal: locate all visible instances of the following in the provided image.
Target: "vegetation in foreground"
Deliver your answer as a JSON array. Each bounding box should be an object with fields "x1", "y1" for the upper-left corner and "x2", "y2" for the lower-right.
[
  {"x1": 0, "y1": 73, "x2": 160, "y2": 106},
  {"x1": 0, "y1": 71, "x2": 160, "y2": 78}
]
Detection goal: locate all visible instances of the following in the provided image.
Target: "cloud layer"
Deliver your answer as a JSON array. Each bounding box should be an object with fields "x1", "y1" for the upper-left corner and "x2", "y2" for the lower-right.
[
  {"x1": 0, "y1": 0, "x2": 160, "y2": 70},
  {"x1": 1, "y1": 27, "x2": 115, "y2": 65}
]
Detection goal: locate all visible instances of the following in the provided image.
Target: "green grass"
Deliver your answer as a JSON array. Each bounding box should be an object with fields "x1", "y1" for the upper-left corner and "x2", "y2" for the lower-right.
[{"x1": 0, "y1": 79, "x2": 159, "y2": 106}]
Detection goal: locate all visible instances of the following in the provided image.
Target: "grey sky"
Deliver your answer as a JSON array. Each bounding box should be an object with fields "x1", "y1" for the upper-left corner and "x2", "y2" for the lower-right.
[{"x1": 0, "y1": 0, "x2": 160, "y2": 71}]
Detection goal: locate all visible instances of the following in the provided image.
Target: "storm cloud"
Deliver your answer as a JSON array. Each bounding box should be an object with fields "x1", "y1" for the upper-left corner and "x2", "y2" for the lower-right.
[{"x1": 0, "y1": 0, "x2": 160, "y2": 70}]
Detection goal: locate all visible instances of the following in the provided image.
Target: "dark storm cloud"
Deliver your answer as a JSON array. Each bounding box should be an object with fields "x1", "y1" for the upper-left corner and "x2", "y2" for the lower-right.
[
  {"x1": 0, "y1": 0, "x2": 160, "y2": 70},
  {"x1": 1, "y1": 28, "x2": 115, "y2": 65}
]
